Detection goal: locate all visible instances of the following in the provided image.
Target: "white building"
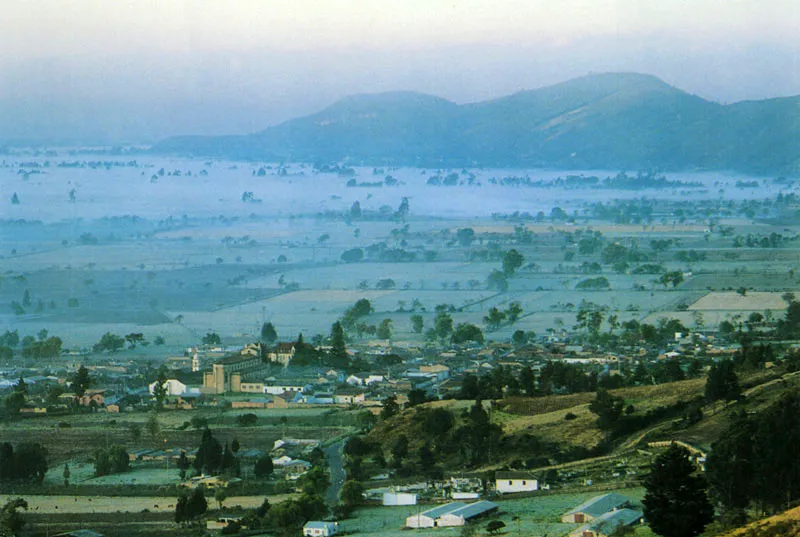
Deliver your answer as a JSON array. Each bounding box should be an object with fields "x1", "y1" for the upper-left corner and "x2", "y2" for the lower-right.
[
  {"x1": 148, "y1": 379, "x2": 187, "y2": 396},
  {"x1": 303, "y1": 521, "x2": 338, "y2": 537},
  {"x1": 383, "y1": 492, "x2": 417, "y2": 506},
  {"x1": 495, "y1": 471, "x2": 538, "y2": 494},
  {"x1": 406, "y1": 503, "x2": 465, "y2": 529}
]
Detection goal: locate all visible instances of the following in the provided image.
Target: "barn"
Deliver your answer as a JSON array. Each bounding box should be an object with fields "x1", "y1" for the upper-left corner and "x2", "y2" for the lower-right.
[
  {"x1": 436, "y1": 500, "x2": 499, "y2": 527},
  {"x1": 561, "y1": 492, "x2": 631, "y2": 523},
  {"x1": 405, "y1": 502, "x2": 466, "y2": 528},
  {"x1": 568, "y1": 508, "x2": 642, "y2": 537}
]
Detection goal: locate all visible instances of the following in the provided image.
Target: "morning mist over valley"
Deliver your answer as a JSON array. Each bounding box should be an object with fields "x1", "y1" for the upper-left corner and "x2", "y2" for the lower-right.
[{"x1": 0, "y1": 3, "x2": 799, "y2": 537}]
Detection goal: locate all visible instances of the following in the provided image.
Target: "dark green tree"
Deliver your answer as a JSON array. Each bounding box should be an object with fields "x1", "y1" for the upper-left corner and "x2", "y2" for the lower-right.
[
  {"x1": 71, "y1": 366, "x2": 92, "y2": 397},
  {"x1": 705, "y1": 410, "x2": 753, "y2": 525},
  {"x1": 452, "y1": 323, "x2": 484, "y2": 344},
  {"x1": 380, "y1": 395, "x2": 399, "y2": 420},
  {"x1": 406, "y1": 389, "x2": 427, "y2": 408},
  {"x1": 260, "y1": 322, "x2": 278, "y2": 344},
  {"x1": 152, "y1": 367, "x2": 168, "y2": 409},
  {"x1": 643, "y1": 444, "x2": 713, "y2": 537},
  {"x1": 502, "y1": 249, "x2": 524, "y2": 276},
  {"x1": 588, "y1": 388, "x2": 624, "y2": 431},
  {"x1": 410, "y1": 314, "x2": 424, "y2": 334},
  {"x1": 519, "y1": 366, "x2": 536, "y2": 396},
  {"x1": 254, "y1": 455, "x2": 274, "y2": 478},
  {"x1": 704, "y1": 360, "x2": 741, "y2": 403},
  {"x1": 329, "y1": 321, "x2": 349, "y2": 369}
]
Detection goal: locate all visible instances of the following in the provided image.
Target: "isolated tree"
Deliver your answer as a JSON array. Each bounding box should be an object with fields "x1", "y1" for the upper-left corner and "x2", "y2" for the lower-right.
[
  {"x1": 486, "y1": 269, "x2": 508, "y2": 292},
  {"x1": 349, "y1": 201, "x2": 362, "y2": 219},
  {"x1": 643, "y1": 444, "x2": 713, "y2": 537},
  {"x1": 376, "y1": 319, "x2": 393, "y2": 340},
  {"x1": 260, "y1": 322, "x2": 278, "y2": 344},
  {"x1": 502, "y1": 249, "x2": 524, "y2": 276},
  {"x1": 410, "y1": 314, "x2": 424, "y2": 334},
  {"x1": 71, "y1": 366, "x2": 92, "y2": 397},
  {"x1": 452, "y1": 323, "x2": 484, "y2": 345},
  {"x1": 63, "y1": 463, "x2": 70, "y2": 486}
]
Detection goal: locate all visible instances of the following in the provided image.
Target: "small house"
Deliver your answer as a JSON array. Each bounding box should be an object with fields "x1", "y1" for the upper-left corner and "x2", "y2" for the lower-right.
[
  {"x1": 495, "y1": 471, "x2": 538, "y2": 494},
  {"x1": 303, "y1": 521, "x2": 337, "y2": 537}
]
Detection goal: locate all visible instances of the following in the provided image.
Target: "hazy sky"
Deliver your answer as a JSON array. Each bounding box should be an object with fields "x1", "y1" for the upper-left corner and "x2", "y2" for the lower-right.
[{"x1": 1, "y1": 0, "x2": 799, "y2": 144}]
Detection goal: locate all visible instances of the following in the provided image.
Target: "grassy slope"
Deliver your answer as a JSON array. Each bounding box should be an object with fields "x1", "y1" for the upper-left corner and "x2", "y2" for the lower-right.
[
  {"x1": 720, "y1": 506, "x2": 800, "y2": 537},
  {"x1": 368, "y1": 370, "x2": 793, "y2": 472}
]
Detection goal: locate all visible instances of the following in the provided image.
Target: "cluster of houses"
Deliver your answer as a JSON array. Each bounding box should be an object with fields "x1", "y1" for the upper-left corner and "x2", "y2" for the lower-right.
[{"x1": 1, "y1": 326, "x2": 747, "y2": 418}]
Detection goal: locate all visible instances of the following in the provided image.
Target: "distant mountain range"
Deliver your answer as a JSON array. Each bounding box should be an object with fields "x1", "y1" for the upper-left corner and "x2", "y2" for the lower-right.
[{"x1": 152, "y1": 73, "x2": 800, "y2": 174}]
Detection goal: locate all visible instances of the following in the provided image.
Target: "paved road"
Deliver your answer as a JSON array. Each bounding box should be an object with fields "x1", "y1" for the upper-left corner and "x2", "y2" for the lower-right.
[{"x1": 324, "y1": 438, "x2": 347, "y2": 507}]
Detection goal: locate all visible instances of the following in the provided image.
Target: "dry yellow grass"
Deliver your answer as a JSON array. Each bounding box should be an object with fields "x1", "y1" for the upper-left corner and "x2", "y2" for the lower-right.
[{"x1": 722, "y1": 506, "x2": 800, "y2": 537}]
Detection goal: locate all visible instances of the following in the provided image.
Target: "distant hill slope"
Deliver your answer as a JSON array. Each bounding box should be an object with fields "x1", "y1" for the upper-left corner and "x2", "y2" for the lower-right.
[{"x1": 152, "y1": 72, "x2": 800, "y2": 174}]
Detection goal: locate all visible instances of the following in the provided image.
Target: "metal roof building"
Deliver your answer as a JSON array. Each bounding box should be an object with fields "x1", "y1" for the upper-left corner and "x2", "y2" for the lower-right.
[
  {"x1": 437, "y1": 500, "x2": 499, "y2": 527},
  {"x1": 561, "y1": 492, "x2": 632, "y2": 523},
  {"x1": 568, "y1": 508, "x2": 643, "y2": 537}
]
